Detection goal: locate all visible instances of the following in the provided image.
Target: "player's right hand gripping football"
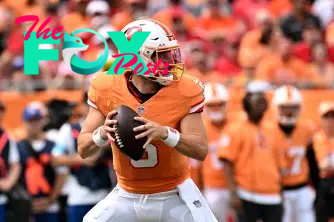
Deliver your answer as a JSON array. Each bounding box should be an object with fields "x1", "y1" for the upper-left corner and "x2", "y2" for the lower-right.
[{"x1": 100, "y1": 110, "x2": 118, "y2": 142}]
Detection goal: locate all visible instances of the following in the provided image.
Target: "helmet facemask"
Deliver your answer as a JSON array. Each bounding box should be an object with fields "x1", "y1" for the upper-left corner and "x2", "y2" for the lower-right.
[
  {"x1": 204, "y1": 101, "x2": 227, "y2": 123},
  {"x1": 277, "y1": 104, "x2": 301, "y2": 126},
  {"x1": 139, "y1": 45, "x2": 184, "y2": 86}
]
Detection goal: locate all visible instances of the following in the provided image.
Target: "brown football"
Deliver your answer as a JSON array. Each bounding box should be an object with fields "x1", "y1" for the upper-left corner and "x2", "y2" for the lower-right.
[{"x1": 111, "y1": 105, "x2": 146, "y2": 161}]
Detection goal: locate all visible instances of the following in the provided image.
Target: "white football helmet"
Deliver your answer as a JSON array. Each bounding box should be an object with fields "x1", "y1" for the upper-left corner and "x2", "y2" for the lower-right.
[
  {"x1": 204, "y1": 82, "x2": 229, "y2": 122},
  {"x1": 121, "y1": 19, "x2": 184, "y2": 85},
  {"x1": 272, "y1": 85, "x2": 303, "y2": 126}
]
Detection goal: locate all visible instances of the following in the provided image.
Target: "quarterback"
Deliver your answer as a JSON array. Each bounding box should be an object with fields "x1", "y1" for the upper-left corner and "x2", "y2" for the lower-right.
[{"x1": 78, "y1": 19, "x2": 217, "y2": 222}]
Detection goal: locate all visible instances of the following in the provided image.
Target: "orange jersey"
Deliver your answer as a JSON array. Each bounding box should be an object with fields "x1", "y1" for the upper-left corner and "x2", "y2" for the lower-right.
[
  {"x1": 202, "y1": 118, "x2": 230, "y2": 189},
  {"x1": 217, "y1": 119, "x2": 287, "y2": 195},
  {"x1": 313, "y1": 130, "x2": 334, "y2": 179},
  {"x1": 88, "y1": 71, "x2": 205, "y2": 194},
  {"x1": 271, "y1": 121, "x2": 315, "y2": 187}
]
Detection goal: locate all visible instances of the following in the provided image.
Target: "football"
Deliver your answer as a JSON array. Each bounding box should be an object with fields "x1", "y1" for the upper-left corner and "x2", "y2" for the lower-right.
[{"x1": 111, "y1": 105, "x2": 146, "y2": 161}]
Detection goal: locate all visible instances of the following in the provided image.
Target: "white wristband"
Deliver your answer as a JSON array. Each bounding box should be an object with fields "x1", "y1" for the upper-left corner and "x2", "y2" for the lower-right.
[
  {"x1": 161, "y1": 127, "x2": 180, "y2": 147},
  {"x1": 92, "y1": 126, "x2": 108, "y2": 147}
]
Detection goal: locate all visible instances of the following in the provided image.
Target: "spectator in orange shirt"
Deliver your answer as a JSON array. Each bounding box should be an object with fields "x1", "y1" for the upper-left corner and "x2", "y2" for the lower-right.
[
  {"x1": 61, "y1": 0, "x2": 90, "y2": 34},
  {"x1": 152, "y1": 0, "x2": 196, "y2": 42},
  {"x1": 112, "y1": 0, "x2": 148, "y2": 31},
  {"x1": 186, "y1": 40, "x2": 223, "y2": 83},
  {"x1": 238, "y1": 9, "x2": 275, "y2": 80},
  {"x1": 308, "y1": 42, "x2": 334, "y2": 86},
  {"x1": 198, "y1": 0, "x2": 245, "y2": 39},
  {"x1": 255, "y1": 36, "x2": 318, "y2": 85},
  {"x1": 214, "y1": 33, "x2": 242, "y2": 80}
]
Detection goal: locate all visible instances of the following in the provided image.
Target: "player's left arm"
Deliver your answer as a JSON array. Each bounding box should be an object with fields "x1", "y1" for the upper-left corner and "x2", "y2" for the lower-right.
[{"x1": 175, "y1": 113, "x2": 208, "y2": 160}]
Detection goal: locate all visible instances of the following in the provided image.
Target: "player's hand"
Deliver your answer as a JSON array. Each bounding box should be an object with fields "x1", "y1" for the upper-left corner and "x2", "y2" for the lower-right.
[
  {"x1": 231, "y1": 193, "x2": 243, "y2": 212},
  {"x1": 32, "y1": 197, "x2": 52, "y2": 213},
  {"x1": 133, "y1": 117, "x2": 168, "y2": 149},
  {"x1": 100, "y1": 110, "x2": 118, "y2": 142},
  {"x1": 0, "y1": 179, "x2": 12, "y2": 192}
]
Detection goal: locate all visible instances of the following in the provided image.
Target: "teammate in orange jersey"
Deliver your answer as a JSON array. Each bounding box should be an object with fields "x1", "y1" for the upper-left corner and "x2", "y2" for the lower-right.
[
  {"x1": 218, "y1": 81, "x2": 286, "y2": 222},
  {"x1": 78, "y1": 19, "x2": 217, "y2": 222},
  {"x1": 272, "y1": 85, "x2": 315, "y2": 222},
  {"x1": 307, "y1": 101, "x2": 334, "y2": 222},
  {"x1": 201, "y1": 82, "x2": 235, "y2": 222}
]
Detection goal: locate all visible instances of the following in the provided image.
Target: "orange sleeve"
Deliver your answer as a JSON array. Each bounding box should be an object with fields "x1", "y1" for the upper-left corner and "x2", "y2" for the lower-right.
[
  {"x1": 87, "y1": 76, "x2": 98, "y2": 110},
  {"x1": 188, "y1": 78, "x2": 205, "y2": 114},
  {"x1": 217, "y1": 126, "x2": 240, "y2": 163}
]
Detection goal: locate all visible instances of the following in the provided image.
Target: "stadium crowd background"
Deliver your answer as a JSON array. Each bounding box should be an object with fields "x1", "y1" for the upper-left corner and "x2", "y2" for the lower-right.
[
  {"x1": 0, "y1": 0, "x2": 333, "y2": 221},
  {"x1": 0, "y1": 0, "x2": 334, "y2": 131}
]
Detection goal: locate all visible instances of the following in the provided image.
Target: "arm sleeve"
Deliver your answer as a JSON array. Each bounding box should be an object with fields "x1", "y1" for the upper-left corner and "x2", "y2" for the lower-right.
[
  {"x1": 8, "y1": 138, "x2": 20, "y2": 164},
  {"x1": 51, "y1": 143, "x2": 69, "y2": 174},
  {"x1": 189, "y1": 80, "x2": 205, "y2": 114},
  {"x1": 87, "y1": 84, "x2": 98, "y2": 109},
  {"x1": 306, "y1": 141, "x2": 320, "y2": 190}
]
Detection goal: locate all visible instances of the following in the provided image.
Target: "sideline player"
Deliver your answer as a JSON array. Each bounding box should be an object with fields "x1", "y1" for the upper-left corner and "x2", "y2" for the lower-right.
[
  {"x1": 17, "y1": 104, "x2": 67, "y2": 222},
  {"x1": 78, "y1": 19, "x2": 217, "y2": 222},
  {"x1": 51, "y1": 93, "x2": 112, "y2": 222},
  {"x1": 310, "y1": 101, "x2": 334, "y2": 222},
  {"x1": 219, "y1": 81, "x2": 286, "y2": 222},
  {"x1": 272, "y1": 85, "x2": 315, "y2": 222},
  {"x1": 201, "y1": 82, "x2": 235, "y2": 222}
]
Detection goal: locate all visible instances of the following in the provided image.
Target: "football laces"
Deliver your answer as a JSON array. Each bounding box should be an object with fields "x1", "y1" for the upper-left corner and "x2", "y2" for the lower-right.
[{"x1": 113, "y1": 124, "x2": 124, "y2": 148}]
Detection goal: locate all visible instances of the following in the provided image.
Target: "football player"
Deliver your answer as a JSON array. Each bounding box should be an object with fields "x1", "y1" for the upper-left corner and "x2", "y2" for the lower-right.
[
  {"x1": 310, "y1": 101, "x2": 334, "y2": 222},
  {"x1": 17, "y1": 104, "x2": 68, "y2": 222},
  {"x1": 201, "y1": 82, "x2": 235, "y2": 222},
  {"x1": 78, "y1": 19, "x2": 217, "y2": 222},
  {"x1": 272, "y1": 85, "x2": 315, "y2": 222},
  {"x1": 218, "y1": 81, "x2": 286, "y2": 222},
  {"x1": 51, "y1": 93, "x2": 112, "y2": 222}
]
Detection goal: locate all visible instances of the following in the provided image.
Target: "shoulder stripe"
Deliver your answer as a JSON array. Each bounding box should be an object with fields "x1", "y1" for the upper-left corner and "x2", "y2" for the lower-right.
[
  {"x1": 87, "y1": 99, "x2": 98, "y2": 109},
  {"x1": 190, "y1": 98, "x2": 205, "y2": 113}
]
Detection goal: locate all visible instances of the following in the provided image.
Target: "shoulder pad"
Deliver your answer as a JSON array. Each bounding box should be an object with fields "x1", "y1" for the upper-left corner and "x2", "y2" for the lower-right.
[
  {"x1": 90, "y1": 72, "x2": 123, "y2": 91},
  {"x1": 177, "y1": 75, "x2": 205, "y2": 98}
]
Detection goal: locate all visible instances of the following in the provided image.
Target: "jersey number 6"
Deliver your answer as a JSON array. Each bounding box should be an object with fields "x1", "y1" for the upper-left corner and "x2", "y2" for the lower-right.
[{"x1": 131, "y1": 144, "x2": 158, "y2": 168}]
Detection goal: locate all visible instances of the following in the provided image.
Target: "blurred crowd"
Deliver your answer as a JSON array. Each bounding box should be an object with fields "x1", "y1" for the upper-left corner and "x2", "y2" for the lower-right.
[
  {"x1": 0, "y1": 0, "x2": 333, "y2": 91},
  {"x1": 0, "y1": 94, "x2": 117, "y2": 222}
]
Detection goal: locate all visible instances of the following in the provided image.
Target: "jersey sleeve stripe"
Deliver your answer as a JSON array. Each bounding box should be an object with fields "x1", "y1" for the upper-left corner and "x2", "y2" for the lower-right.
[
  {"x1": 87, "y1": 98, "x2": 98, "y2": 109},
  {"x1": 190, "y1": 99, "x2": 205, "y2": 113}
]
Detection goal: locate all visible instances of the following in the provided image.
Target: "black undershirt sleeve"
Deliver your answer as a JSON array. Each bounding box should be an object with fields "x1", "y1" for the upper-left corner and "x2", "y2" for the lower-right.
[{"x1": 306, "y1": 141, "x2": 320, "y2": 190}]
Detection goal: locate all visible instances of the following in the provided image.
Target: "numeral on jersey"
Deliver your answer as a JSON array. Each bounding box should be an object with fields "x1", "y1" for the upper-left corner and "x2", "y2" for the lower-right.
[
  {"x1": 288, "y1": 146, "x2": 305, "y2": 175},
  {"x1": 210, "y1": 143, "x2": 224, "y2": 169},
  {"x1": 131, "y1": 144, "x2": 158, "y2": 168}
]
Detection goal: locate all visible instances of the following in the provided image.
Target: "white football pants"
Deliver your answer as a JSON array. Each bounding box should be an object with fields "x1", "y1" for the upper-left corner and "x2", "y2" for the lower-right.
[
  {"x1": 204, "y1": 188, "x2": 233, "y2": 222},
  {"x1": 283, "y1": 186, "x2": 315, "y2": 222},
  {"x1": 83, "y1": 178, "x2": 217, "y2": 222}
]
